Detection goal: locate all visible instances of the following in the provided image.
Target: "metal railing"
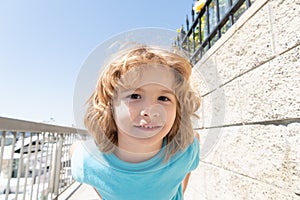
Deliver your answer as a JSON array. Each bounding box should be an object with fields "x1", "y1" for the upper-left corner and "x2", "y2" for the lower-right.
[
  {"x1": 0, "y1": 117, "x2": 86, "y2": 200},
  {"x1": 175, "y1": 0, "x2": 255, "y2": 64}
]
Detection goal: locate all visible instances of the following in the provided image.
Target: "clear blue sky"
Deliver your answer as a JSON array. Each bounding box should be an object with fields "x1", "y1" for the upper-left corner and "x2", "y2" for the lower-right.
[{"x1": 0, "y1": 0, "x2": 194, "y2": 126}]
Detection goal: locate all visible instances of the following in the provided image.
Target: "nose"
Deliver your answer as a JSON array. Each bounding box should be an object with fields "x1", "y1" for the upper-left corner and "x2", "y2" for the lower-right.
[{"x1": 140, "y1": 105, "x2": 160, "y2": 118}]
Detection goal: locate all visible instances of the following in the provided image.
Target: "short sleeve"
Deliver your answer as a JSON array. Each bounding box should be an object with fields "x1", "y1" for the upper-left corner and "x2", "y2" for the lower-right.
[
  {"x1": 71, "y1": 142, "x2": 85, "y2": 183},
  {"x1": 189, "y1": 136, "x2": 200, "y2": 171}
]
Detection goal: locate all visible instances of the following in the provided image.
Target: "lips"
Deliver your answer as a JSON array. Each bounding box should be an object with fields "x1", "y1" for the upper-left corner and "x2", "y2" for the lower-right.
[
  {"x1": 137, "y1": 125, "x2": 161, "y2": 128},
  {"x1": 134, "y1": 125, "x2": 162, "y2": 130}
]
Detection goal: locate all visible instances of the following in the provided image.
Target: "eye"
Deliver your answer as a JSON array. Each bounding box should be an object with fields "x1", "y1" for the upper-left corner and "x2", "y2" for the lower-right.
[
  {"x1": 128, "y1": 94, "x2": 141, "y2": 99},
  {"x1": 158, "y1": 96, "x2": 170, "y2": 102}
]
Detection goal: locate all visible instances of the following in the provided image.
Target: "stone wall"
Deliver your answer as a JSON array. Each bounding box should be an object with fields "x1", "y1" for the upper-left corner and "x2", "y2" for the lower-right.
[{"x1": 186, "y1": 0, "x2": 300, "y2": 199}]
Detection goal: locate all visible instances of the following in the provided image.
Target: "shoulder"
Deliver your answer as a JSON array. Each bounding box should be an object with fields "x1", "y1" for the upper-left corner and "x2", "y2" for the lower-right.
[
  {"x1": 71, "y1": 140, "x2": 104, "y2": 183},
  {"x1": 184, "y1": 131, "x2": 200, "y2": 171},
  {"x1": 71, "y1": 141, "x2": 86, "y2": 183},
  {"x1": 172, "y1": 133, "x2": 200, "y2": 162},
  {"x1": 186, "y1": 131, "x2": 200, "y2": 152},
  {"x1": 70, "y1": 140, "x2": 81, "y2": 157},
  {"x1": 70, "y1": 140, "x2": 102, "y2": 161},
  {"x1": 191, "y1": 131, "x2": 200, "y2": 153}
]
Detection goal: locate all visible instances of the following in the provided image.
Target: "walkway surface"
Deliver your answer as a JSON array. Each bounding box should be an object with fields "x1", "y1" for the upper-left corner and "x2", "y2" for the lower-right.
[
  {"x1": 68, "y1": 184, "x2": 100, "y2": 200},
  {"x1": 59, "y1": 182, "x2": 100, "y2": 200}
]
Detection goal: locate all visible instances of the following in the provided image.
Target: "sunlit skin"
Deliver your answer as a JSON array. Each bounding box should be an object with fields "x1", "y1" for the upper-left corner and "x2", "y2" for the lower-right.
[{"x1": 112, "y1": 65, "x2": 177, "y2": 163}]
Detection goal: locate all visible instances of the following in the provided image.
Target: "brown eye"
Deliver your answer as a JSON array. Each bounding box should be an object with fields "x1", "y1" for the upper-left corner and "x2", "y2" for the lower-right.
[
  {"x1": 129, "y1": 94, "x2": 141, "y2": 99},
  {"x1": 158, "y1": 96, "x2": 170, "y2": 102}
]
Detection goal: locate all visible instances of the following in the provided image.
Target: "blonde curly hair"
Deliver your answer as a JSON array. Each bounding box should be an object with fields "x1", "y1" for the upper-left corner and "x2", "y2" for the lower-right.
[{"x1": 84, "y1": 46, "x2": 201, "y2": 161}]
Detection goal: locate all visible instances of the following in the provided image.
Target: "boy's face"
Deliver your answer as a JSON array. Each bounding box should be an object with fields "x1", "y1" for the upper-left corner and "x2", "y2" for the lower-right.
[{"x1": 112, "y1": 65, "x2": 177, "y2": 144}]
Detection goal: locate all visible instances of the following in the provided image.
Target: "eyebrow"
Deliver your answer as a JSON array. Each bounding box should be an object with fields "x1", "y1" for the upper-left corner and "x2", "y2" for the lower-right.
[
  {"x1": 130, "y1": 88, "x2": 175, "y2": 95},
  {"x1": 160, "y1": 89, "x2": 175, "y2": 96}
]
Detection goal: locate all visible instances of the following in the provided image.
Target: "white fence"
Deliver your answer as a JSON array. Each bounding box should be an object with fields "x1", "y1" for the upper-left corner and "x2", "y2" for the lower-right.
[{"x1": 0, "y1": 117, "x2": 86, "y2": 200}]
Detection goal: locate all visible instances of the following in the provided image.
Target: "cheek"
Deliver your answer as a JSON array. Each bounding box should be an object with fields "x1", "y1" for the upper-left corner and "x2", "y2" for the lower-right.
[
  {"x1": 128, "y1": 104, "x2": 140, "y2": 119},
  {"x1": 114, "y1": 101, "x2": 132, "y2": 124},
  {"x1": 114, "y1": 100, "x2": 140, "y2": 124},
  {"x1": 166, "y1": 105, "x2": 177, "y2": 125}
]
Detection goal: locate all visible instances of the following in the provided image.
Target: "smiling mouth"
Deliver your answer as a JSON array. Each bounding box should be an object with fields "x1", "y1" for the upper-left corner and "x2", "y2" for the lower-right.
[{"x1": 134, "y1": 125, "x2": 162, "y2": 130}]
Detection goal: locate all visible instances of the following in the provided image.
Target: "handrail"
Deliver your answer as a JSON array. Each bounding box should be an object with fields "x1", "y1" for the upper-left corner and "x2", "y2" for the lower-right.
[
  {"x1": 0, "y1": 117, "x2": 87, "y2": 134},
  {"x1": 0, "y1": 117, "x2": 86, "y2": 200}
]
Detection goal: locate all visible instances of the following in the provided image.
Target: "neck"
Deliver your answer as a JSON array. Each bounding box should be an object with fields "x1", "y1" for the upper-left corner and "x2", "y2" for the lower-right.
[{"x1": 115, "y1": 135, "x2": 163, "y2": 163}]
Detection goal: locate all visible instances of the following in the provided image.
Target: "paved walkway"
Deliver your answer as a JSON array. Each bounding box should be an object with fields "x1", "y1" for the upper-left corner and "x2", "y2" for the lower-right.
[{"x1": 68, "y1": 183, "x2": 100, "y2": 200}]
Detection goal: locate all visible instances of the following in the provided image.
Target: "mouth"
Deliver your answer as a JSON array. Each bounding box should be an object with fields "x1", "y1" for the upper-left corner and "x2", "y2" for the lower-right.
[{"x1": 134, "y1": 125, "x2": 162, "y2": 130}]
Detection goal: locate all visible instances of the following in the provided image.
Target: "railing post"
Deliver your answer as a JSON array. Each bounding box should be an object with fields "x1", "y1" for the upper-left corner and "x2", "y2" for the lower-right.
[
  {"x1": 23, "y1": 133, "x2": 33, "y2": 200},
  {"x1": 0, "y1": 131, "x2": 6, "y2": 173},
  {"x1": 50, "y1": 133, "x2": 63, "y2": 197},
  {"x1": 54, "y1": 134, "x2": 63, "y2": 196},
  {"x1": 30, "y1": 134, "x2": 40, "y2": 200},
  {"x1": 186, "y1": 15, "x2": 191, "y2": 55},
  {"x1": 15, "y1": 132, "x2": 25, "y2": 199},
  {"x1": 186, "y1": 15, "x2": 189, "y2": 32},
  {"x1": 245, "y1": 0, "x2": 251, "y2": 8},
  {"x1": 180, "y1": 25, "x2": 185, "y2": 41},
  {"x1": 192, "y1": 7, "x2": 196, "y2": 52},
  {"x1": 206, "y1": 4, "x2": 211, "y2": 48},
  {"x1": 216, "y1": 0, "x2": 222, "y2": 39},
  {"x1": 36, "y1": 133, "x2": 46, "y2": 199},
  {"x1": 228, "y1": 0, "x2": 234, "y2": 25},
  {"x1": 5, "y1": 132, "x2": 17, "y2": 199}
]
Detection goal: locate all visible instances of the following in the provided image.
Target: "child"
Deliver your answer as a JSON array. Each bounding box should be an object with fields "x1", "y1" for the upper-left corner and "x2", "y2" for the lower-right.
[{"x1": 71, "y1": 46, "x2": 201, "y2": 200}]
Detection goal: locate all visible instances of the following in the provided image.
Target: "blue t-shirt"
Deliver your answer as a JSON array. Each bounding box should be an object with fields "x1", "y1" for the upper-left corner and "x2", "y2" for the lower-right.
[{"x1": 71, "y1": 137, "x2": 200, "y2": 200}]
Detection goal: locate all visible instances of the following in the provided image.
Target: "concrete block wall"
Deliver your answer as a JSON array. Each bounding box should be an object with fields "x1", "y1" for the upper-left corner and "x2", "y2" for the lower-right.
[{"x1": 186, "y1": 0, "x2": 300, "y2": 199}]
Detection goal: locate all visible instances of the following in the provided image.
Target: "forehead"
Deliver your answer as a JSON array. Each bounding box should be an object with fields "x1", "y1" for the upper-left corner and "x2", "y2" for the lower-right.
[{"x1": 118, "y1": 64, "x2": 175, "y2": 91}]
